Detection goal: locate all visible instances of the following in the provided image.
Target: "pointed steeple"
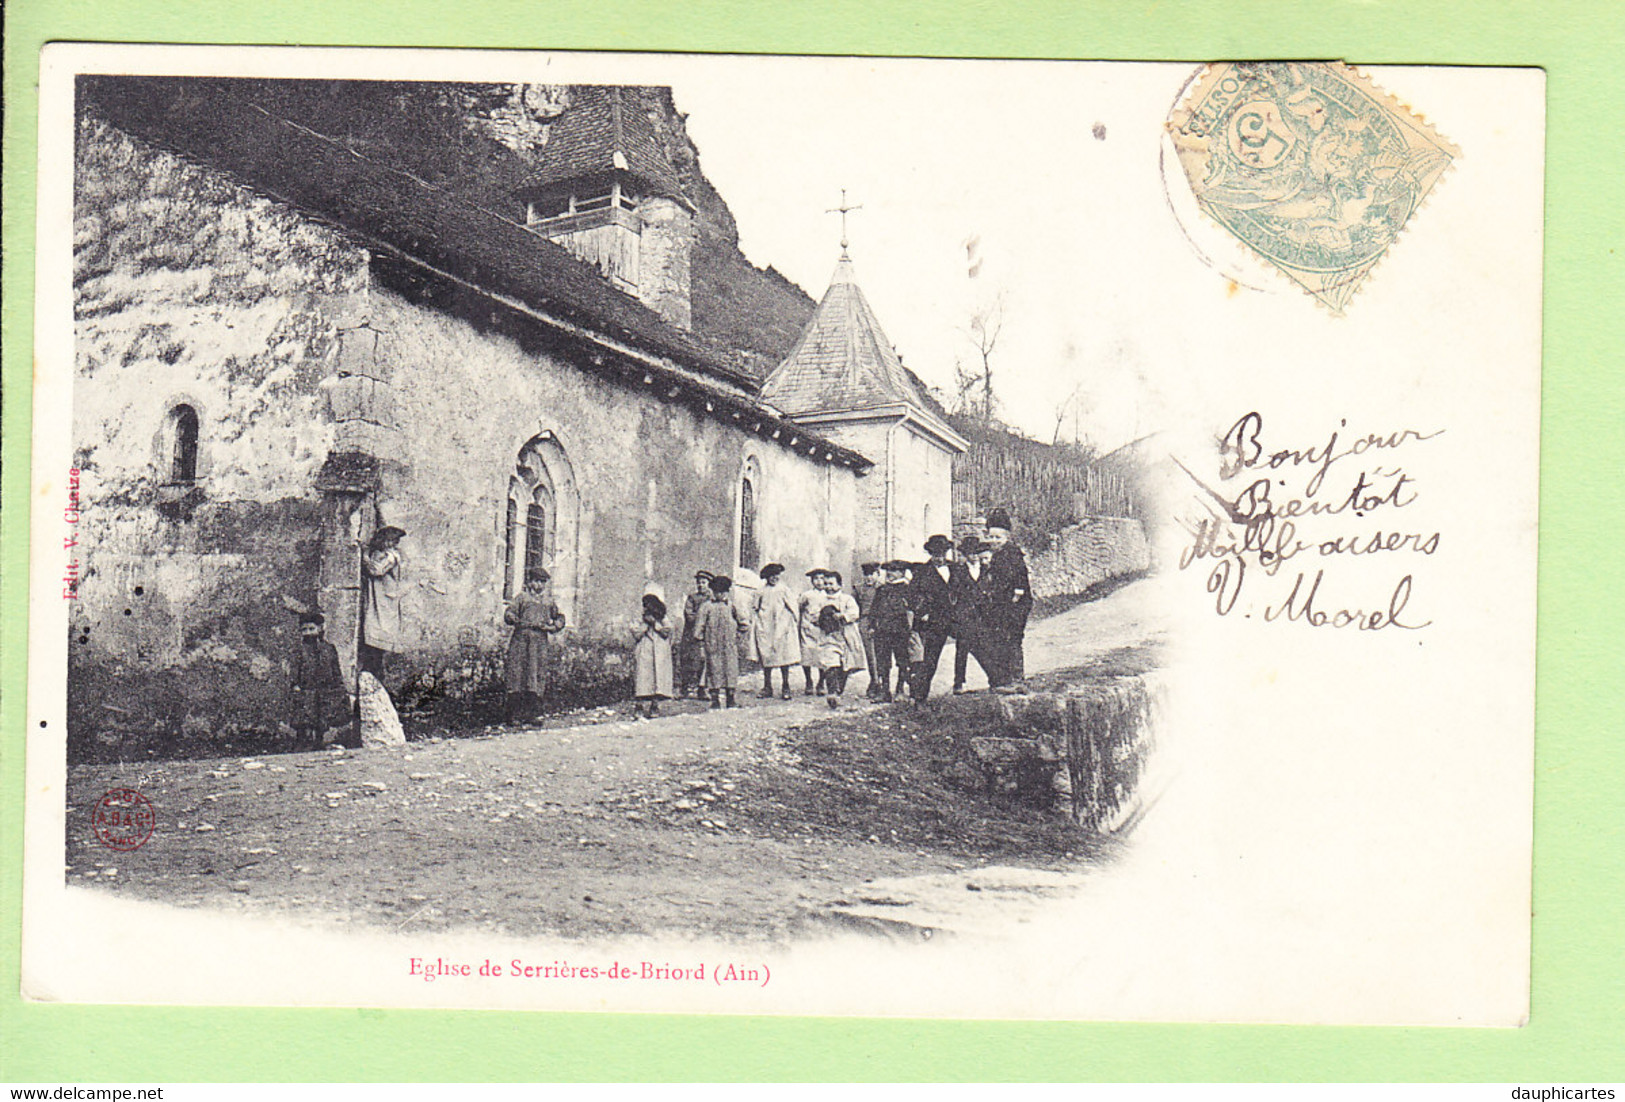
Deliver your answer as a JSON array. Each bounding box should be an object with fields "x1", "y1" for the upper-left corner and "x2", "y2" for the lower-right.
[{"x1": 762, "y1": 254, "x2": 929, "y2": 416}]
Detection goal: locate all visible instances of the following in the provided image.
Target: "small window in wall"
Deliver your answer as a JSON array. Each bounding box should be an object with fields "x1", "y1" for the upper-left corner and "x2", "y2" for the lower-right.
[
  {"x1": 168, "y1": 404, "x2": 199, "y2": 484},
  {"x1": 739, "y1": 477, "x2": 760, "y2": 572}
]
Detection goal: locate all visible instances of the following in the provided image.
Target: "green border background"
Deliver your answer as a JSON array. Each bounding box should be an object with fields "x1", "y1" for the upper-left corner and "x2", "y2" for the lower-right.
[{"x1": 3, "y1": 0, "x2": 1620, "y2": 1082}]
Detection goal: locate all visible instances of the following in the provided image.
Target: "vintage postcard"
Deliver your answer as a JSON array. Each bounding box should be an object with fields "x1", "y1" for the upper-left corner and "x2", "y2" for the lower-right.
[{"x1": 22, "y1": 45, "x2": 1542, "y2": 1024}]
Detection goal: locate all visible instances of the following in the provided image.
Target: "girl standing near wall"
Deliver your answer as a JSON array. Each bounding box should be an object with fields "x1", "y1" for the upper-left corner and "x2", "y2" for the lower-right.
[
  {"x1": 504, "y1": 568, "x2": 566, "y2": 722},
  {"x1": 699, "y1": 574, "x2": 749, "y2": 709},
  {"x1": 359, "y1": 525, "x2": 407, "y2": 677},
  {"x1": 810, "y1": 569, "x2": 866, "y2": 709},
  {"x1": 797, "y1": 569, "x2": 827, "y2": 696}
]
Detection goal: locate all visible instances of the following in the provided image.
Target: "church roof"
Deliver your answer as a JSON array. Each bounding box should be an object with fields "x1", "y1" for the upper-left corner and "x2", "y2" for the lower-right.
[
  {"x1": 519, "y1": 85, "x2": 688, "y2": 205},
  {"x1": 79, "y1": 76, "x2": 736, "y2": 387},
  {"x1": 762, "y1": 256, "x2": 932, "y2": 416},
  {"x1": 77, "y1": 76, "x2": 872, "y2": 472}
]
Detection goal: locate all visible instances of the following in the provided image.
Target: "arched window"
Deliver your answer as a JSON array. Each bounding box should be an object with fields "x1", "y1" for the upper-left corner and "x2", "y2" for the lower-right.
[
  {"x1": 505, "y1": 475, "x2": 556, "y2": 598},
  {"x1": 502, "y1": 432, "x2": 580, "y2": 617},
  {"x1": 168, "y1": 404, "x2": 199, "y2": 484},
  {"x1": 738, "y1": 476, "x2": 759, "y2": 572}
]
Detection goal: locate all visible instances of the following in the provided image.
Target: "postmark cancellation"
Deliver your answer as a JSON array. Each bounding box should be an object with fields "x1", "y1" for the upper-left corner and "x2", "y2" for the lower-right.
[{"x1": 1168, "y1": 61, "x2": 1459, "y2": 314}]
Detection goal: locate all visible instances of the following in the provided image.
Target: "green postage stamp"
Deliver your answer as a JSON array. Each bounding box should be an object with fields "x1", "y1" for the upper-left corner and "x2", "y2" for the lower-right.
[{"x1": 1168, "y1": 61, "x2": 1459, "y2": 314}]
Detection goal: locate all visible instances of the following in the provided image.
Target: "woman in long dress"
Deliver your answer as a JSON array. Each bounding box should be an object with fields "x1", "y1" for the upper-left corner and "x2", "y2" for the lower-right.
[
  {"x1": 752, "y1": 563, "x2": 799, "y2": 699},
  {"x1": 504, "y1": 568, "x2": 565, "y2": 722},
  {"x1": 631, "y1": 593, "x2": 674, "y2": 719}
]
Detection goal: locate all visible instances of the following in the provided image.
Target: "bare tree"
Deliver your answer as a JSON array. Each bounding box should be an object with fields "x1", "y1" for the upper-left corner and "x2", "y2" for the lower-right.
[
  {"x1": 963, "y1": 293, "x2": 1004, "y2": 427},
  {"x1": 1050, "y1": 382, "x2": 1086, "y2": 446}
]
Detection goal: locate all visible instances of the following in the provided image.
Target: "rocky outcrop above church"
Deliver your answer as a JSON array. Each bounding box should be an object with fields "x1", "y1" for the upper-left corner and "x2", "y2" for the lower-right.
[{"x1": 455, "y1": 82, "x2": 819, "y2": 377}]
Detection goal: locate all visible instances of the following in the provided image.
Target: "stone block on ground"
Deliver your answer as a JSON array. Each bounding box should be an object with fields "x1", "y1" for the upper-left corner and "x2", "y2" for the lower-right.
[{"x1": 358, "y1": 672, "x2": 405, "y2": 748}]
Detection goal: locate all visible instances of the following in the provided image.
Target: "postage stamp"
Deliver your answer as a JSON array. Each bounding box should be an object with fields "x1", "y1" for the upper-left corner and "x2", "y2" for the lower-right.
[{"x1": 1167, "y1": 61, "x2": 1459, "y2": 314}]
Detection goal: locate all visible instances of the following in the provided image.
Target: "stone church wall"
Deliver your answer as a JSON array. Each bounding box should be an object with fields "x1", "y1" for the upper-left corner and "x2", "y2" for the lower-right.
[
  {"x1": 812, "y1": 419, "x2": 954, "y2": 563},
  {"x1": 67, "y1": 117, "x2": 858, "y2": 745},
  {"x1": 70, "y1": 118, "x2": 369, "y2": 740},
  {"x1": 361, "y1": 284, "x2": 856, "y2": 679}
]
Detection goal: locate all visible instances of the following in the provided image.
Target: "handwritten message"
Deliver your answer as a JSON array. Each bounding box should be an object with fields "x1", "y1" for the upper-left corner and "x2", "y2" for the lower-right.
[{"x1": 1177, "y1": 412, "x2": 1444, "y2": 630}]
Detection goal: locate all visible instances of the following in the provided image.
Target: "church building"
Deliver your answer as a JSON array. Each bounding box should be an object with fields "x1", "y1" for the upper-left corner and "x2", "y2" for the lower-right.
[{"x1": 67, "y1": 76, "x2": 963, "y2": 734}]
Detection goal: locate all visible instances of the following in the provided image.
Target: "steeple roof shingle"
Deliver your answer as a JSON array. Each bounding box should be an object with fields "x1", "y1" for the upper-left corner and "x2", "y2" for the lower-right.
[
  {"x1": 521, "y1": 85, "x2": 687, "y2": 204},
  {"x1": 762, "y1": 256, "x2": 930, "y2": 416}
]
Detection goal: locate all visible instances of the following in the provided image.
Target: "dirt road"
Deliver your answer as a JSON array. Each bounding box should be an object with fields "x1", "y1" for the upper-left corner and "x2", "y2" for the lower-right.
[{"x1": 64, "y1": 579, "x2": 1164, "y2": 941}]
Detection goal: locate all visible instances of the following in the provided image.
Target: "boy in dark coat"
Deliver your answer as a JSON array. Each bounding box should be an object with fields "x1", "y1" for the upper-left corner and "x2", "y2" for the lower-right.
[
  {"x1": 290, "y1": 611, "x2": 347, "y2": 747},
  {"x1": 908, "y1": 534, "x2": 957, "y2": 703},
  {"x1": 677, "y1": 571, "x2": 713, "y2": 699},
  {"x1": 855, "y1": 561, "x2": 881, "y2": 680},
  {"x1": 867, "y1": 561, "x2": 914, "y2": 701},
  {"x1": 950, "y1": 536, "x2": 993, "y2": 693}
]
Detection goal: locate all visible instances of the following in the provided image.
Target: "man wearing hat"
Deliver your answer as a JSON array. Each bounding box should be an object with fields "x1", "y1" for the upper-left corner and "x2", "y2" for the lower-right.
[
  {"x1": 981, "y1": 507, "x2": 1033, "y2": 687},
  {"x1": 949, "y1": 535, "x2": 991, "y2": 694},
  {"x1": 676, "y1": 570, "x2": 714, "y2": 700},
  {"x1": 908, "y1": 534, "x2": 957, "y2": 703}
]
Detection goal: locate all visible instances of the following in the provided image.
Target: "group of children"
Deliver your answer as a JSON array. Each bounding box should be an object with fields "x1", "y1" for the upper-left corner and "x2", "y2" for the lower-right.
[
  {"x1": 655, "y1": 564, "x2": 869, "y2": 714},
  {"x1": 643, "y1": 558, "x2": 934, "y2": 716},
  {"x1": 509, "y1": 548, "x2": 989, "y2": 722},
  {"x1": 288, "y1": 535, "x2": 1008, "y2": 740}
]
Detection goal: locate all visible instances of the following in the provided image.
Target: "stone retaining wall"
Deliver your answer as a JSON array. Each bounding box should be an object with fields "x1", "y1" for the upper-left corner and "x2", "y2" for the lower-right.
[
  {"x1": 1028, "y1": 516, "x2": 1151, "y2": 599},
  {"x1": 968, "y1": 672, "x2": 1164, "y2": 832}
]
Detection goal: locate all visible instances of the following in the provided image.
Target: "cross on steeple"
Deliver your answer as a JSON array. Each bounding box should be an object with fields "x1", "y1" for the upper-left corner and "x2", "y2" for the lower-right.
[{"x1": 826, "y1": 189, "x2": 862, "y2": 258}]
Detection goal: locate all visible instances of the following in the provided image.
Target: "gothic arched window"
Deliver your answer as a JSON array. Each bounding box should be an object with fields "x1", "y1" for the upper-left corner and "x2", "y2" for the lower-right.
[
  {"x1": 503, "y1": 433, "x2": 578, "y2": 615},
  {"x1": 738, "y1": 476, "x2": 760, "y2": 572},
  {"x1": 168, "y1": 404, "x2": 199, "y2": 484}
]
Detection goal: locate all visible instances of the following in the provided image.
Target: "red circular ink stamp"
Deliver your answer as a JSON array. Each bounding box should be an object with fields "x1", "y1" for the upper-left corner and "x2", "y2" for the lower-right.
[{"x1": 92, "y1": 788, "x2": 156, "y2": 851}]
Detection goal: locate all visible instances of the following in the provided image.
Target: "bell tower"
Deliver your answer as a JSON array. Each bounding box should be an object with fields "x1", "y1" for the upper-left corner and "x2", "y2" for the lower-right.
[{"x1": 516, "y1": 85, "x2": 695, "y2": 331}]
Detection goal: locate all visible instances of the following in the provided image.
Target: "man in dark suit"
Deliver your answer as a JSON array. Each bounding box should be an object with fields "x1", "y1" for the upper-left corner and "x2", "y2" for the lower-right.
[
  {"x1": 908, "y1": 534, "x2": 956, "y2": 703},
  {"x1": 981, "y1": 507, "x2": 1033, "y2": 687},
  {"x1": 949, "y1": 535, "x2": 992, "y2": 693}
]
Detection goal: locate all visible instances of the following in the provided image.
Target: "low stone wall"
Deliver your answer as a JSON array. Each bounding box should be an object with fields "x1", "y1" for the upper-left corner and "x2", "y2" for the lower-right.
[
  {"x1": 968, "y1": 672, "x2": 1164, "y2": 832},
  {"x1": 1028, "y1": 516, "x2": 1150, "y2": 600}
]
